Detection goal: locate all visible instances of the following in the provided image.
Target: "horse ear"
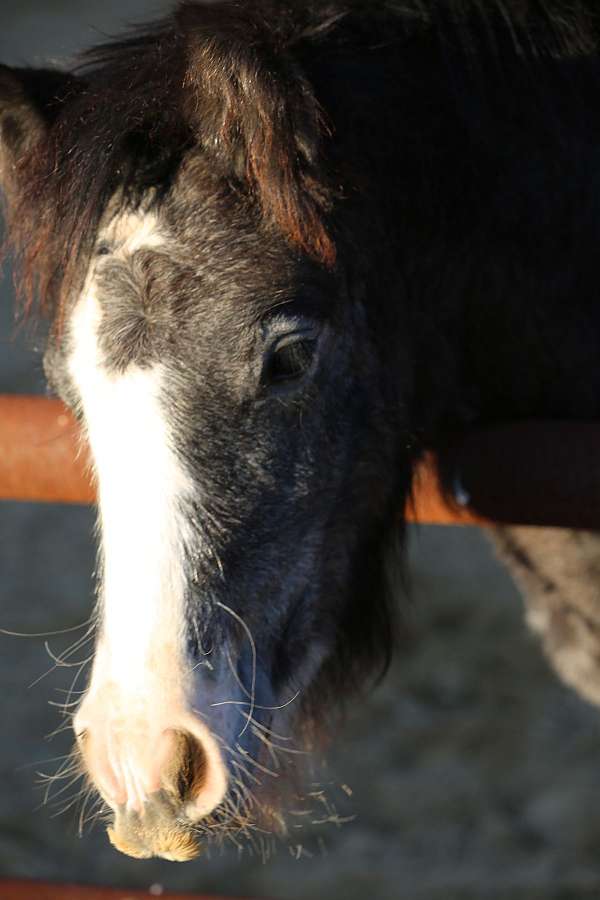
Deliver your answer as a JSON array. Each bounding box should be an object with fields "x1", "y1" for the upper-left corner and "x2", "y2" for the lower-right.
[
  {"x1": 0, "y1": 65, "x2": 80, "y2": 204},
  {"x1": 178, "y1": 2, "x2": 336, "y2": 268}
]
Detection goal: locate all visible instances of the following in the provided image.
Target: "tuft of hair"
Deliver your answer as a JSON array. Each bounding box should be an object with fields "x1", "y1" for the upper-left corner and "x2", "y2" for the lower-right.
[
  {"x1": 4, "y1": 1, "x2": 345, "y2": 324},
  {"x1": 178, "y1": 0, "x2": 337, "y2": 268},
  {"x1": 5, "y1": 0, "x2": 597, "y2": 322}
]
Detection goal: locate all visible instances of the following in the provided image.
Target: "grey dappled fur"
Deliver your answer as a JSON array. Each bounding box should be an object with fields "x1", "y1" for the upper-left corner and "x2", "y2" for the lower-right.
[{"x1": 492, "y1": 528, "x2": 600, "y2": 708}]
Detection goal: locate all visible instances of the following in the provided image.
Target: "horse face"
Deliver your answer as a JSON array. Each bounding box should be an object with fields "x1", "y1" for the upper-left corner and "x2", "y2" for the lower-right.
[
  {"x1": 0, "y1": 6, "x2": 411, "y2": 856},
  {"x1": 41, "y1": 171, "x2": 403, "y2": 858}
]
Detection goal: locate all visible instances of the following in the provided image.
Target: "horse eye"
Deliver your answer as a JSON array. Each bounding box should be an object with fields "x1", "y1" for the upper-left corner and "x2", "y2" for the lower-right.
[{"x1": 262, "y1": 336, "x2": 319, "y2": 387}]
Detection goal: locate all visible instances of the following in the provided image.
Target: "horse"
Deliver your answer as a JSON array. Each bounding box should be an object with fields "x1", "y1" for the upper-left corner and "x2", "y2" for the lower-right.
[{"x1": 2, "y1": 0, "x2": 600, "y2": 861}]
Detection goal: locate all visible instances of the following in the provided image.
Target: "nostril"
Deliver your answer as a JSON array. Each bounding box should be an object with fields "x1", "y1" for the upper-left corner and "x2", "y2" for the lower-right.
[
  {"x1": 164, "y1": 729, "x2": 207, "y2": 803},
  {"x1": 71, "y1": 699, "x2": 228, "y2": 833}
]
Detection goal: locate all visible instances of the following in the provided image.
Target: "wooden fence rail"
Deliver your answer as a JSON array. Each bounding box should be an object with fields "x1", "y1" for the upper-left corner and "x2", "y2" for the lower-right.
[
  {"x1": 1, "y1": 394, "x2": 599, "y2": 529},
  {"x1": 0, "y1": 880, "x2": 250, "y2": 900}
]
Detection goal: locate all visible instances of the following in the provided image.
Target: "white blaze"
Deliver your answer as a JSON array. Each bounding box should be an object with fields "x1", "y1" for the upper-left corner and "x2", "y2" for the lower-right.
[
  {"x1": 104, "y1": 208, "x2": 166, "y2": 256},
  {"x1": 67, "y1": 212, "x2": 227, "y2": 818},
  {"x1": 69, "y1": 291, "x2": 190, "y2": 692},
  {"x1": 68, "y1": 211, "x2": 190, "y2": 694}
]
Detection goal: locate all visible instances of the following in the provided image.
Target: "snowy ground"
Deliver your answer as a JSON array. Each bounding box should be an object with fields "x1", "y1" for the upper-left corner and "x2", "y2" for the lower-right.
[{"x1": 2, "y1": 4, "x2": 600, "y2": 898}]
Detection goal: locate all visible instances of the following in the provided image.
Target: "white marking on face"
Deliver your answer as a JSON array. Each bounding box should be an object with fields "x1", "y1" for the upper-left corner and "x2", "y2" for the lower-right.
[
  {"x1": 101, "y1": 208, "x2": 166, "y2": 257},
  {"x1": 70, "y1": 280, "x2": 187, "y2": 692},
  {"x1": 68, "y1": 211, "x2": 227, "y2": 817}
]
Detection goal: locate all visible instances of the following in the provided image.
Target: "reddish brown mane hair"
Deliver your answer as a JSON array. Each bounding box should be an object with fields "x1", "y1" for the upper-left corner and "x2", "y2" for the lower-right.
[
  {"x1": 4, "y1": 0, "x2": 339, "y2": 324},
  {"x1": 5, "y1": 0, "x2": 598, "y2": 324}
]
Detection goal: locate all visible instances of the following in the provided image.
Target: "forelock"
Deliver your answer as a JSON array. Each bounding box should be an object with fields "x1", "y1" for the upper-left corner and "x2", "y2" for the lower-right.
[{"x1": 4, "y1": 1, "x2": 343, "y2": 325}]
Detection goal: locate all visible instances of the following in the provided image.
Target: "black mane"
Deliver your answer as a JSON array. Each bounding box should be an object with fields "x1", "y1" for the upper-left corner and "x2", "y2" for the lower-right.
[{"x1": 6, "y1": 0, "x2": 600, "y2": 320}]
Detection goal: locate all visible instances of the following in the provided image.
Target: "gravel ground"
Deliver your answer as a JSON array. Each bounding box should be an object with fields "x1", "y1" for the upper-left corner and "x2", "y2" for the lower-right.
[
  {"x1": 3, "y1": 4, "x2": 600, "y2": 898},
  {"x1": 3, "y1": 509, "x2": 600, "y2": 900}
]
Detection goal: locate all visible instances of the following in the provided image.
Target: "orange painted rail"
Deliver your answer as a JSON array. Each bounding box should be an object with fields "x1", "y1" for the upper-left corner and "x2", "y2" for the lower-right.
[
  {"x1": 0, "y1": 395, "x2": 481, "y2": 523},
  {"x1": 1, "y1": 394, "x2": 599, "y2": 528},
  {"x1": 0, "y1": 395, "x2": 93, "y2": 505},
  {"x1": 0, "y1": 881, "x2": 249, "y2": 900}
]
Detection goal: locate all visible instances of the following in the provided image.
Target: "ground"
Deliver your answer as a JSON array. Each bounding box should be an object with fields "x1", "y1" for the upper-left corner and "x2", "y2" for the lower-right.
[{"x1": 4, "y1": 503, "x2": 600, "y2": 899}]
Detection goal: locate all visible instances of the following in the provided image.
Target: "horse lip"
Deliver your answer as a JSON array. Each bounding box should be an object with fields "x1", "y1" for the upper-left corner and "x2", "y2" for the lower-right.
[{"x1": 107, "y1": 791, "x2": 203, "y2": 861}]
